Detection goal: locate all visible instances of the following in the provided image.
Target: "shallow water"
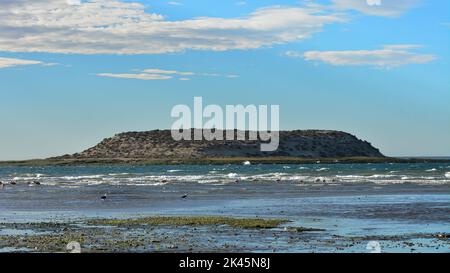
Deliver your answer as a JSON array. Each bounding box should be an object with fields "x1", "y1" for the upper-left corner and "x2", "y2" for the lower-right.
[{"x1": 0, "y1": 163, "x2": 449, "y2": 252}]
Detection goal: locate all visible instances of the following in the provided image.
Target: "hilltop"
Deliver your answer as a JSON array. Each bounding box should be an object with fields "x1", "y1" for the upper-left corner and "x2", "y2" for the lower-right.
[{"x1": 55, "y1": 129, "x2": 384, "y2": 160}]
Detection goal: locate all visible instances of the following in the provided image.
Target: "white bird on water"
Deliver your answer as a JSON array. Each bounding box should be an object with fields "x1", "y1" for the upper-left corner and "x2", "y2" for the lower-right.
[{"x1": 243, "y1": 161, "x2": 251, "y2": 166}]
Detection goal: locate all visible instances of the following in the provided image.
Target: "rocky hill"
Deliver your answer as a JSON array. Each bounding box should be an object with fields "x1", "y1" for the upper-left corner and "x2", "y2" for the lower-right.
[{"x1": 57, "y1": 129, "x2": 384, "y2": 159}]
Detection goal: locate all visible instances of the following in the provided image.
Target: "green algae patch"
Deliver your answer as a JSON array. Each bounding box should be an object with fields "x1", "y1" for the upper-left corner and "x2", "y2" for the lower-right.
[
  {"x1": 284, "y1": 227, "x2": 325, "y2": 232},
  {"x1": 87, "y1": 216, "x2": 288, "y2": 229}
]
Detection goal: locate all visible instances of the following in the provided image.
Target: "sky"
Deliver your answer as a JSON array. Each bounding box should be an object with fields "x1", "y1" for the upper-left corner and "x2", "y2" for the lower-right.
[{"x1": 0, "y1": 0, "x2": 449, "y2": 160}]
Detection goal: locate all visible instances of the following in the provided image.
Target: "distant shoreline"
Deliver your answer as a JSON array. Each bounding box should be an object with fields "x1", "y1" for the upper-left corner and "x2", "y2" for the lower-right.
[{"x1": 1, "y1": 156, "x2": 450, "y2": 166}]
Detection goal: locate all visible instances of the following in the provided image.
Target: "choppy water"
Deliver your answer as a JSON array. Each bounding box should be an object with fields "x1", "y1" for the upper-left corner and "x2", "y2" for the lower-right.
[{"x1": 1, "y1": 163, "x2": 450, "y2": 187}]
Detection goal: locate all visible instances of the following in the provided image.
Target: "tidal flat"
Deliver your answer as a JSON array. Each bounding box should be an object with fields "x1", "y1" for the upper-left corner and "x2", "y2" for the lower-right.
[
  {"x1": 0, "y1": 215, "x2": 448, "y2": 253},
  {"x1": 1, "y1": 163, "x2": 449, "y2": 253},
  {"x1": 0, "y1": 216, "x2": 291, "y2": 252}
]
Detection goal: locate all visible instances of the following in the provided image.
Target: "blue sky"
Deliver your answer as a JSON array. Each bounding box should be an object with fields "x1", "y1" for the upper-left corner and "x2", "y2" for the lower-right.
[{"x1": 0, "y1": 0, "x2": 449, "y2": 159}]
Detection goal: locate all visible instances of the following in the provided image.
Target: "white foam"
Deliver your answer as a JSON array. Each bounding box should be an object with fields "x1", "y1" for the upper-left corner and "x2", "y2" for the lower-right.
[
  {"x1": 7, "y1": 168, "x2": 450, "y2": 187},
  {"x1": 60, "y1": 175, "x2": 104, "y2": 180},
  {"x1": 336, "y1": 175, "x2": 365, "y2": 179},
  {"x1": 370, "y1": 174, "x2": 397, "y2": 179}
]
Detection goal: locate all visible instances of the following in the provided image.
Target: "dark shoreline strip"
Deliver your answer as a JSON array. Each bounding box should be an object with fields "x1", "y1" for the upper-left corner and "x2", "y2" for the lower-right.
[{"x1": 1, "y1": 157, "x2": 450, "y2": 167}]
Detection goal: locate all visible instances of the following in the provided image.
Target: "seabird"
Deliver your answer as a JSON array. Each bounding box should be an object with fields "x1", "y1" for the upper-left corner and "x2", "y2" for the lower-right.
[
  {"x1": 101, "y1": 193, "x2": 107, "y2": 200},
  {"x1": 34, "y1": 181, "x2": 41, "y2": 185},
  {"x1": 181, "y1": 194, "x2": 188, "y2": 199},
  {"x1": 10, "y1": 181, "x2": 17, "y2": 185}
]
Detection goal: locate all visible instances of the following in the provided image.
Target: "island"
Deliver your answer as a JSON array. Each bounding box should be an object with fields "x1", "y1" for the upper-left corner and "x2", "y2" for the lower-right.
[{"x1": 2, "y1": 129, "x2": 449, "y2": 166}]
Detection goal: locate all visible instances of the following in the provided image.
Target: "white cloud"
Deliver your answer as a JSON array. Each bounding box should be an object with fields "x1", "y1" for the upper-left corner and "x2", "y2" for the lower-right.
[
  {"x1": 332, "y1": 0, "x2": 419, "y2": 17},
  {"x1": 298, "y1": 45, "x2": 435, "y2": 68},
  {"x1": 97, "y1": 73, "x2": 173, "y2": 80},
  {"x1": 0, "y1": 0, "x2": 345, "y2": 55},
  {"x1": 201, "y1": 73, "x2": 220, "y2": 77},
  {"x1": 142, "y1": 68, "x2": 194, "y2": 76},
  {"x1": 0, "y1": 57, "x2": 42, "y2": 69},
  {"x1": 168, "y1": 1, "x2": 183, "y2": 6},
  {"x1": 41, "y1": 62, "x2": 60, "y2": 67},
  {"x1": 97, "y1": 68, "x2": 238, "y2": 80},
  {"x1": 284, "y1": 51, "x2": 303, "y2": 58},
  {"x1": 66, "y1": 0, "x2": 81, "y2": 6}
]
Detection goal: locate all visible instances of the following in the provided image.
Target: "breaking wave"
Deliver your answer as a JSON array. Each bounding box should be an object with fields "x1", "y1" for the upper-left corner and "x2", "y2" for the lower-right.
[{"x1": 2, "y1": 164, "x2": 450, "y2": 187}]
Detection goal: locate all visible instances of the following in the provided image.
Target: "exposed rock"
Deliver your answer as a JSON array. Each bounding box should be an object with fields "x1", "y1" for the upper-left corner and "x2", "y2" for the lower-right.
[{"x1": 56, "y1": 129, "x2": 384, "y2": 159}]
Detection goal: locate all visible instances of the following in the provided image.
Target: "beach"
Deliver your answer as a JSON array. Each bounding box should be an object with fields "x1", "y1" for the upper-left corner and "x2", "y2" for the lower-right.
[{"x1": 1, "y1": 163, "x2": 449, "y2": 253}]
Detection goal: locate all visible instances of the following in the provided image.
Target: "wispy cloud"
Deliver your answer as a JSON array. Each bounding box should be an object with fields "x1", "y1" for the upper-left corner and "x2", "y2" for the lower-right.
[
  {"x1": 332, "y1": 0, "x2": 419, "y2": 17},
  {"x1": 142, "y1": 69, "x2": 194, "y2": 76},
  {"x1": 97, "y1": 69, "x2": 238, "y2": 81},
  {"x1": 41, "y1": 62, "x2": 60, "y2": 67},
  {"x1": 167, "y1": 1, "x2": 183, "y2": 6},
  {"x1": 0, "y1": 0, "x2": 345, "y2": 55},
  {"x1": 0, "y1": 57, "x2": 42, "y2": 69},
  {"x1": 289, "y1": 45, "x2": 435, "y2": 68},
  {"x1": 284, "y1": 51, "x2": 303, "y2": 58},
  {"x1": 97, "y1": 73, "x2": 173, "y2": 81}
]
